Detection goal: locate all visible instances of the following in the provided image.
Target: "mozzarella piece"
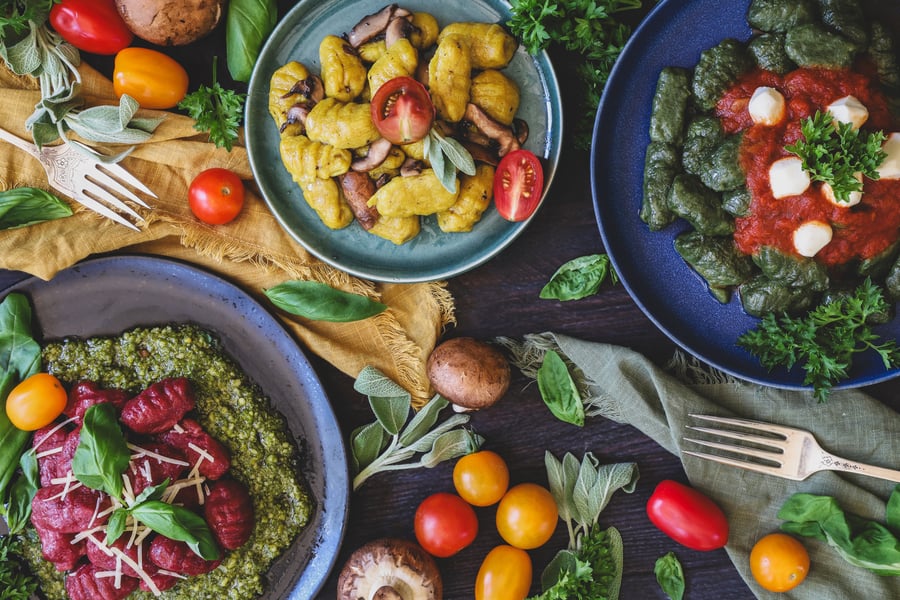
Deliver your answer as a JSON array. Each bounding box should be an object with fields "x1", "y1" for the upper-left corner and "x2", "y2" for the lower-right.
[
  {"x1": 748, "y1": 86, "x2": 786, "y2": 125},
  {"x1": 769, "y1": 157, "x2": 811, "y2": 198},
  {"x1": 793, "y1": 221, "x2": 833, "y2": 257},
  {"x1": 822, "y1": 172, "x2": 863, "y2": 207},
  {"x1": 827, "y1": 95, "x2": 868, "y2": 130},
  {"x1": 877, "y1": 132, "x2": 900, "y2": 179}
]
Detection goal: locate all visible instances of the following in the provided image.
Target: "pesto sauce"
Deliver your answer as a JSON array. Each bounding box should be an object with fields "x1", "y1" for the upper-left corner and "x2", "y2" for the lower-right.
[{"x1": 20, "y1": 324, "x2": 313, "y2": 600}]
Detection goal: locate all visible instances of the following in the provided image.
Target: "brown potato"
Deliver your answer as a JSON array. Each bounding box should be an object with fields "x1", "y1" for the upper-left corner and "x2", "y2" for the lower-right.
[
  {"x1": 426, "y1": 337, "x2": 510, "y2": 409},
  {"x1": 116, "y1": 0, "x2": 224, "y2": 46}
]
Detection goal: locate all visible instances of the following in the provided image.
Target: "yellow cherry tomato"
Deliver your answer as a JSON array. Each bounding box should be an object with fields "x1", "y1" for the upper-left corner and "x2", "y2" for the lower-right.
[
  {"x1": 475, "y1": 545, "x2": 532, "y2": 600},
  {"x1": 453, "y1": 450, "x2": 510, "y2": 507},
  {"x1": 6, "y1": 373, "x2": 67, "y2": 431},
  {"x1": 495, "y1": 482, "x2": 558, "y2": 550},
  {"x1": 750, "y1": 533, "x2": 810, "y2": 592},
  {"x1": 113, "y1": 47, "x2": 188, "y2": 109}
]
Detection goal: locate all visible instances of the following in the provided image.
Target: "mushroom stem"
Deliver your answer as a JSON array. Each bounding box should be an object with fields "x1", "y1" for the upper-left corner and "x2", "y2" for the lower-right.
[
  {"x1": 463, "y1": 103, "x2": 521, "y2": 158},
  {"x1": 373, "y1": 586, "x2": 404, "y2": 600}
]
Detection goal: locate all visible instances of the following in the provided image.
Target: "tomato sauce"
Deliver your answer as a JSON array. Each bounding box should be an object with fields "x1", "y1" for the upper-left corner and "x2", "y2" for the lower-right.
[{"x1": 715, "y1": 66, "x2": 900, "y2": 268}]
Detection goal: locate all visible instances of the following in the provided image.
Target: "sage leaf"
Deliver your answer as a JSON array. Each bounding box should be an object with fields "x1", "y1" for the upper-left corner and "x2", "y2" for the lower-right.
[
  {"x1": 573, "y1": 453, "x2": 602, "y2": 526},
  {"x1": 398, "y1": 395, "x2": 448, "y2": 446},
  {"x1": 405, "y1": 413, "x2": 470, "y2": 453},
  {"x1": 369, "y1": 394, "x2": 410, "y2": 436},
  {"x1": 354, "y1": 365, "x2": 409, "y2": 399},
  {"x1": 350, "y1": 421, "x2": 387, "y2": 473},
  {"x1": 420, "y1": 429, "x2": 483, "y2": 468},
  {"x1": 537, "y1": 350, "x2": 585, "y2": 426},
  {"x1": 265, "y1": 280, "x2": 387, "y2": 322},
  {"x1": 436, "y1": 132, "x2": 476, "y2": 176},
  {"x1": 72, "y1": 403, "x2": 131, "y2": 499},
  {"x1": 540, "y1": 254, "x2": 618, "y2": 301},
  {"x1": 0, "y1": 187, "x2": 72, "y2": 230},
  {"x1": 654, "y1": 552, "x2": 685, "y2": 600},
  {"x1": 105, "y1": 508, "x2": 128, "y2": 546},
  {"x1": 5, "y1": 31, "x2": 40, "y2": 75},
  {"x1": 130, "y1": 501, "x2": 220, "y2": 560}
]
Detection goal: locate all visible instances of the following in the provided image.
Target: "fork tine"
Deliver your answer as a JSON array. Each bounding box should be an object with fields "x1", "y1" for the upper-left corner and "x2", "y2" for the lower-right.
[
  {"x1": 684, "y1": 437, "x2": 783, "y2": 463},
  {"x1": 70, "y1": 192, "x2": 140, "y2": 231},
  {"x1": 682, "y1": 450, "x2": 802, "y2": 479},
  {"x1": 80, "y1": 180, "x2": 143, "y2": 221},
  {"x1": 98, "y1": 162, "x2": 157, "y2": 198},
  {"x1": 686, "y1": 425, "x2": 785, "y2": 449},
  {"x1": 689, "y1": 413, "x2": 796, "y2": 437},
  {"x1": 87, "y1": 170, "x2": 151, "y2": 208}
]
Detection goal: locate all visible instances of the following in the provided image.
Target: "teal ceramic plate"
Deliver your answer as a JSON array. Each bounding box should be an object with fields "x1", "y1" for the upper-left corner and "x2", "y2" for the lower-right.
[{"x1": 245, "y1": 0, "x2": 562, "y2": 283}]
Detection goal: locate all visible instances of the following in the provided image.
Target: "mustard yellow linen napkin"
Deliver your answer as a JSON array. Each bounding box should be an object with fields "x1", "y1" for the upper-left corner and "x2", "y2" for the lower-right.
[
  {"x1": 502, "y1": 333, "x2": 900, "y2": 600},
  {"x1": 0, "y1": 63, "x2": 454, "y2": 406}
]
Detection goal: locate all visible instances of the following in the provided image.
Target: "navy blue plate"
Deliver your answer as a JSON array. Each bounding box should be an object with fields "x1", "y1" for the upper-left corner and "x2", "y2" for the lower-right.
[
  {"x1": 245, "y1": 0, "x2": 562, "y2": 283},
  {"x1": 0, "y1": 255, "x2": 348, "y2": 599},
  {"x1": 591, "y1": 0, "x2": 900, "y2": 390}
]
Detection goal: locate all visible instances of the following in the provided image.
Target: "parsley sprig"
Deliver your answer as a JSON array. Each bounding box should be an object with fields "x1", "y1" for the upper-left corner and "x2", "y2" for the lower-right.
[
  {"x1": 785, "y1": 111, "x2": 887, "y2": 203},
  {"x1": 0, "y1": 536, "x2": 38, "y2": 600},
  {"x1": 507, "y1": 0, "x2": 643, "y2": 149},
  {"x1": 178, "y1": 57, "x2": 246, "y2": 151},
  {"x1": 738, "y1": 279, "x2": 900, "y2": 401}
]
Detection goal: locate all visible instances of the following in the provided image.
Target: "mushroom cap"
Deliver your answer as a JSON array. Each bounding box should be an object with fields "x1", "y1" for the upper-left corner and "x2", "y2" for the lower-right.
[
  {"x1": 337, "y1": 538, "x2": 442, "y2": 600},
  {"x1": 426, "y1": 337, "x2": 510, "y2": 409},
  {"x1": 115, "y1": 0, "x2": 225, "y2": 46}
]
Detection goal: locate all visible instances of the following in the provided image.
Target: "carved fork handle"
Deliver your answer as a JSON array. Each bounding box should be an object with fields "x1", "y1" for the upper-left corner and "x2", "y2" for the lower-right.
[
  {"x1": 0, "y1": 125, "x2": 41, "y2": 160},
  {"x1": 820, "y1": 452, "x2": 900, "y2": 483}
]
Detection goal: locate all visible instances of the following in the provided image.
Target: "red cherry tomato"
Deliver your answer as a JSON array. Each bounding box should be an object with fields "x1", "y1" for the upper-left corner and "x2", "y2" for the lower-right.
[
  {"x1": 188, "y1": 168, "x2": 246, "y2": 225},
  {"x1": 370, "y1": 76, "x2": 435, "y2": 144},
  {"x1": 413, "y1": 492, "x2": 478, "y2": 558},
  {"x1": 493, "y1": 149, "x2": 544, "y2": 222},
  {"x1": 475, "y1": 545, "x2": 532, "y2": 600},
  {"x1": 646, "y1": 479, "x2": 729, "y2": 551},
  {"x1": 49, "y1": 0, "x2": 133, "y2": 55}
]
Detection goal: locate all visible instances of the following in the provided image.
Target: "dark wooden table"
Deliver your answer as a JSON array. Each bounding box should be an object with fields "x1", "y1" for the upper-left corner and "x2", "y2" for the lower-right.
[{"x1": 6, "y1": 1, "x2": 900, "y2": 599}]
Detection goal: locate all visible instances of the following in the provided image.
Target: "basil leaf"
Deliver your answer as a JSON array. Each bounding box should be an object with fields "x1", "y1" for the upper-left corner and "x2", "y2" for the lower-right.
[
  {"x1": 420, "y1": 429, "x2": 483, "y2": 468},
  {"x1": 887, "y1": 485, "x2": 900, "y2": 532},
  {"x1": 654, "y1": 552, "x2": 685, "y2": 600},
  {"x1": 130, "y1": 500, "x2": 221, "y2": 561},
  {"x1": 72, "y1": 403, "x2": 131, "y2": 499},
  {"x1": 264, "y1": 280, "x2": 387, "y2": 322},
  {"x1": 132, "y1": 478, "x2": 170, "y2": 506},
  {"x1": 540, "y1": 254, "x2": 618, "y2": 301},
  {"x1": 4, "y1": 450, "x2": 38, "y2": 534},
  {"x1": 105, "y1": 508, "x2": 128, "y2": 546},
  {"x1": 398, "y1": 395, "x2": 449, "y2": 446},
  {"x1": 350, "y1": 421, "x2": 387, "y2": 473},
  {"x1": 226, "y1": 0, "x2": 278, "y2": 82},
  {"x1": 0, "y1": 187, "x2": 72, "y2": 230},
  {"x1": 369, "y1": 394, "x2": 410, "y2": 436},
  {"x1": 536, "y1": 350, "x2": 585, "y2": 426}
]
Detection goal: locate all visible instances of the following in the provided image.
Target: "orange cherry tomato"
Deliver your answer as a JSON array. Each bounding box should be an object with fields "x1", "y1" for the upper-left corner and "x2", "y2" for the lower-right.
[
  {"x1": 475, "y1": 545, "x2": 532, "y2": 600},
  {"x1": 495, "y1": 482, "x2": 558, "y2": 550},
  {"x1": 750, "y1": 533, "x2": 810, "y2": 592},
  {"x1": 6, "y1": 373, "x2": 67, "y2": 431},
  {"x1": 453, "y1": 450, "x2": 510, "y2": 507},
  {"x1": 113, "y1": 48, "x2": 188, "y2": 109}
]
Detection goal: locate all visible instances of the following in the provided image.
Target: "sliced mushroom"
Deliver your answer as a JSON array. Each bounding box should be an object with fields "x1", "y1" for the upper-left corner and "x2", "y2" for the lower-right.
[
  {"x1": 339, "y1": 172, "x2": 380, "y2": 230},
  {"x1": 461, "y1": 141, "x2": 499, "y2": 166},
  {"x1": 513, "y1": 118, "x2": 529, "y2": 145},
  {"x1": 281, "y1": 103, "x2": 310, "y2": 133},
  {"x1": 385, "y1": 14, "x2": 415, "y2": 48},
  {"x1": 463, "y1": 103, "x2": 521, "y2": 157},
  {"x1": 337, "y1": 538, "x2": 442, "y2": 600},
  {"x1": 347, "y1": 4, "x2": 398, "y2": 48},
  {"x1": 351, "y1": 137, "x2": 394, "y2": 172},
  {"x1": 283, "y1": 74, "x2": 324, "y2": 104},
  {"x1": 400, "y1": 157, "x2": 425, "y2": 177}
]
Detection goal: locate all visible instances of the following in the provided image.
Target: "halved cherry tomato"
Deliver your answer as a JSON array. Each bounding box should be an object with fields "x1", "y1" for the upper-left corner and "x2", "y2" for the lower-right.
[
  {"x1": 750, "y1": 533, "x2": 810, "y2": 592},
  {"x1": 188, "y1": 168, "x2": 246, "y2": 225},
  {"x1": 646, "y1": 479, "x2": 729, "y2": 551},
  {"x1": 49, "y1": 0, "x2": 133, "y2": 55},
  {"x1": 495, "y1": 482, "x2": 558, "y2": 550},
  {"x1": 113, "y1": 48, "x2": 189, "y2": 109},
  {"x1": 493, "y1": 149, "x2": 544, "y2": 222},
  {"x1": 6, "y1": 373, "x2": 67, "y2": 431},
  {"x1": 453, "y1": 450, "x2": 509, "y2": 507},
  {"x1": 475, "y1": 545, "x2": 532, "y2": 600},
  {"x1": 414, "y1": 492, "x2": 478, "y2": 558},
  {"x1": 370, "y1": 76, "x2": 435, "y2": 144}
]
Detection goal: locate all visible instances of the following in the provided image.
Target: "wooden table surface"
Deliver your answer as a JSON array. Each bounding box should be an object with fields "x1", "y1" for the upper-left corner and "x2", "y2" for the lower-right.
[{"x1": 4, "y1": 1, "x2": 900, "y2": 599}]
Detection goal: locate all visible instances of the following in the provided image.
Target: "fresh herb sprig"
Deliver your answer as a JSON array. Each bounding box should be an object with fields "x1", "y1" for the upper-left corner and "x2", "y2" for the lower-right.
[
  {"x1": 507, "y1": 0, "x2": 643, "y2": 149},
  {"x1": 178, "y1": 57, "x2": 247, "y2": 151},
  {"x1": 738, "y1": 279, "x2": 900, "y2": 401},
  {"x1": 0, "y1": 536, "x2": 38, "y2": 600},
  {"x1": 785, "y1": 111, "x2": 887, "y2": 203}
]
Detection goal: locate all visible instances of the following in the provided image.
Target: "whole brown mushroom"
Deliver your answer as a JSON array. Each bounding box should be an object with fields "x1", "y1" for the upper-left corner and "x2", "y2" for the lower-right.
[
  {"x1": 115, "y1": 0, "x2": 225, "y2": 46},
  {"x1": 426, "y1": 337, "x2": 510, "y2": 411},
  {"x1": 337, "y1": 538, "x2": 442, "y2": 600}
]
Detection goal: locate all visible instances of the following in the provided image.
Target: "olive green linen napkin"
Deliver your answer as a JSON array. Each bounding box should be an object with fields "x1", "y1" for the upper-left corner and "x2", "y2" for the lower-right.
[{"x1": 506, "y1": 333, "x2": 900, "y2": 599}]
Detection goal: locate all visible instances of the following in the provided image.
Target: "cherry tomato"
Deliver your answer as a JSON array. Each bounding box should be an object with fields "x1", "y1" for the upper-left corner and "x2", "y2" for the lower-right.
[
  {"x1": 414, "y1": 492, "x2": 478, "y2": 558},
  {"x1": 113, "y1": 48, "x2": 189, "y2": 109},
  {"x1": 493, "y1": 149, "x2": 544, "y2": 222},
  {"x1": 6, "y1": 373, "x2": 67, "y2": 431},
  {"x1": 646, "y1": 480, "x2": 729, "y2": 551},
  {"x1": 49, "y1": 0, "x2": 133, "y2": 55},
  {"x1": 453, "y1": 450, "x2": 509, "y2": 507},
  {"x1": 188, "y1": 168, "x2": 246, "y2": 225},
  {"x1": 370, "y1": 76, "x2": 435, "y2": 144},
  {"x1": 495, "y1": 482, "x2": 558, "y2": 550},
  {"x1": 750, "y1": 533, "x2": 810, "y2": 592},
  {"x1": 475, "y1": 545, "x2": 532, "y2": 600}
]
